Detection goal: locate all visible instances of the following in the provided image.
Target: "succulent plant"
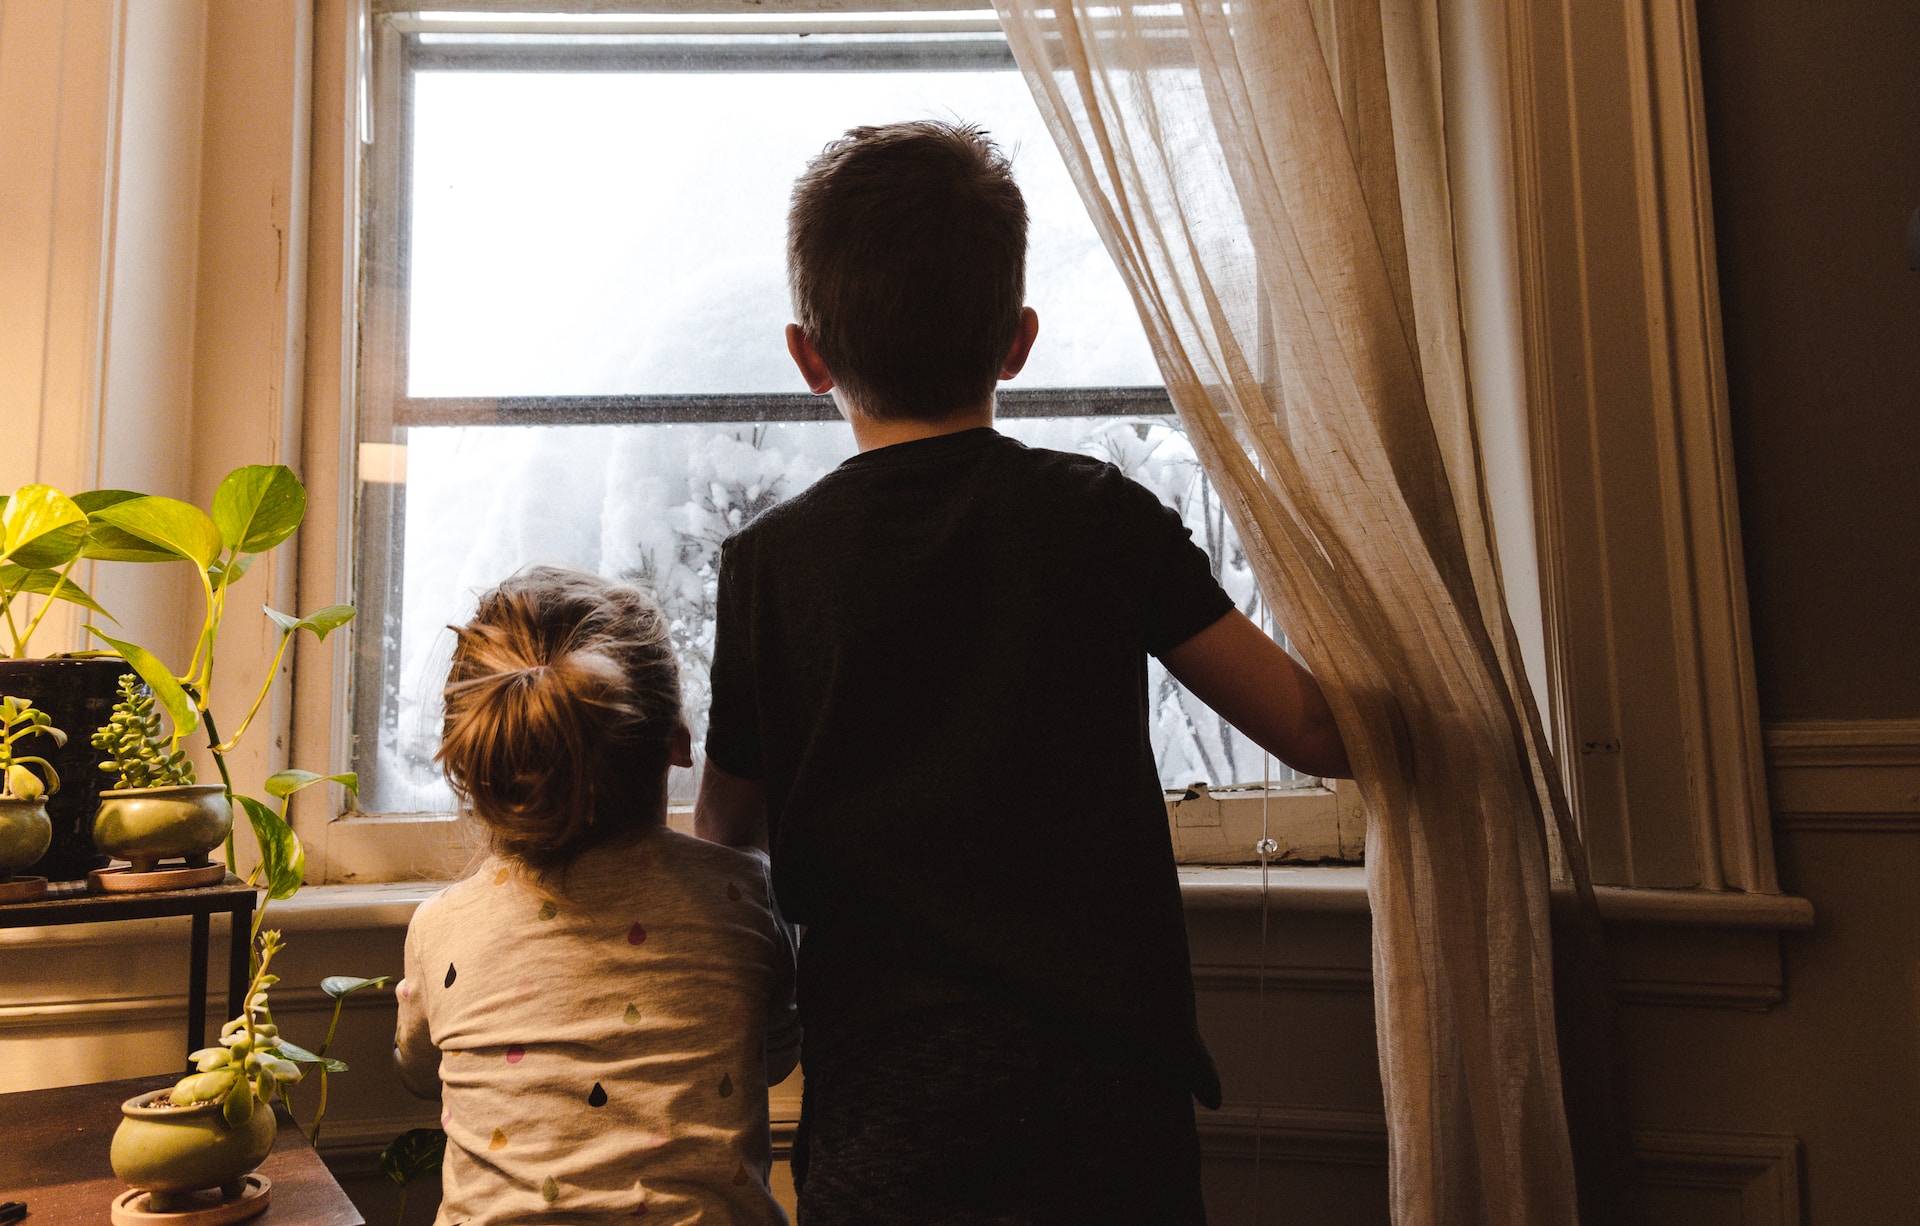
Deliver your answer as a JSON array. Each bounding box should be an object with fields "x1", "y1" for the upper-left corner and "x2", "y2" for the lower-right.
[
  {"x1": 0, "y1": 695, "x2": 64, "y2": 799},
  {"x1": 174, "y1": 930, "x2": 303, "y2": 1125},
  {"x1": 92, "y1": 674, "x2": 195, "y2": 789}
]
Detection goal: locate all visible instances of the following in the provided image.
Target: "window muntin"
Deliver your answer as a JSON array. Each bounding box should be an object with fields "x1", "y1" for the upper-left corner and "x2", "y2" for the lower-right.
[{"x1": 357, "y1": 14, "x2": 1304, "y2": 817}]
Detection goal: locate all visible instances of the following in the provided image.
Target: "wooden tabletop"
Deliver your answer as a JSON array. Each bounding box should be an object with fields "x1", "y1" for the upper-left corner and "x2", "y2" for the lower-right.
[{"x1": 0, "y1": 1075, "x2": 363, "y2": 1225}]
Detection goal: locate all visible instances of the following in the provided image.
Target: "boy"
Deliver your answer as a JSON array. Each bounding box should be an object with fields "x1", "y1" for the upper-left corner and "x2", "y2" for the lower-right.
[{"x1": 696, "y1": 121, "x2": 1349, "y2": 1224}]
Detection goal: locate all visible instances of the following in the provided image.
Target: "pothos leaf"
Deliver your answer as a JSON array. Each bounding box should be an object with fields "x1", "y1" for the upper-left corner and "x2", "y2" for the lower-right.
[
  {"x1": 0, "y1": 562, "x2": 112, "y2": 617},
  {"x1": 272, "y1": 1039, "x2": 349, "y2": 1073},
  {"x1": 207, "y1": 554, "x2": 256, "y2": 589},
  {"x1": 265, "y1": 603, "x2": 356, "y2": 642},
  {"x1": 378, "y1": 1127, "x2": 447, "y2": 1186},
  {"x1": 236, "y1": 794, "x2": 305, "y2": 901},
  {"x1": 71, "y1": 489, "x2": 145, "y2": 514},
  {"x1": 89, "y1": 496, "x2": 223, "y2": 570},
  {"x1": 264, "y1": 769, "x2": 359, "y2": 799},
  {"x1": 321, "y1": 974, "x2": 390, "y2": 1000},
  {"x1": 0, "y1": 485, "x2": 88, "y2": 570},
  {"x1": 84, "y1": 627, "x2": 197, "y2": 740},
  {"x1": 212, "y1": 465, "x2": 306, "y2": 554}
]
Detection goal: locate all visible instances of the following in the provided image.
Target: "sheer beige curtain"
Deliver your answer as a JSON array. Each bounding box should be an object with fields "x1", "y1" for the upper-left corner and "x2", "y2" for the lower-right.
[{"x1": 996, "y1": 3, "x2": 1618, "y2": 1222}]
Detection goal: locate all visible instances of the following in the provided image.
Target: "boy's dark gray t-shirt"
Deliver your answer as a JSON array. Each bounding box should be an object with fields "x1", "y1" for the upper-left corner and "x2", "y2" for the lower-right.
[{"x1": 705, "y1": 426, "x2": 1234, "y2": 1106}]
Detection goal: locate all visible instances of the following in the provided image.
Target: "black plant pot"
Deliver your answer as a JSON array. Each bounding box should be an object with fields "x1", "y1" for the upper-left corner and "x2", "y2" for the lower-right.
[{"x1": 0, "y1": 657, "x2": 135, "y2": 881}]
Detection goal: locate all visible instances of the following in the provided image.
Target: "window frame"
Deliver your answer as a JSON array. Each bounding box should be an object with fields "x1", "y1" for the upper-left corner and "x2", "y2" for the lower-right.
[
  {"x1": 289, "y1": 0, "x2": 1781, "y2": 902},
  {"x1": 325, "y1": 2, "x2": 1347, "y2": 878}
]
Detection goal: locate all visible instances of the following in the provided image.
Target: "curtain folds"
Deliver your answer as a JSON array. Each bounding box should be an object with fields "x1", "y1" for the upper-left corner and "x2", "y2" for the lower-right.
[{"x1": 995, "y1": 3, "x2": 1621, "y2": 1222}]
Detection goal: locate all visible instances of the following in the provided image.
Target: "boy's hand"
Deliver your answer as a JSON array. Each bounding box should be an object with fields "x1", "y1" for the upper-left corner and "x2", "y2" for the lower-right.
[
  {"x1": 694, "y1": 760, "x2": 771, "y2": 851},
  {"x1": 1161, "y1": 611, "x2": 1352, "y2": 780}
]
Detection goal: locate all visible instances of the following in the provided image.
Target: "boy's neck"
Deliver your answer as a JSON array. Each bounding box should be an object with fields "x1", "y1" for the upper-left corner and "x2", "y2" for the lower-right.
[{"x1": 840, "y1": 395, "x2": 995, "y2": 453}]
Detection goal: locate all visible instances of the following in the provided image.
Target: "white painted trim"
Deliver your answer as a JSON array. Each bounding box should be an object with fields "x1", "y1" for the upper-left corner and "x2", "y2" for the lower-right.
[
  {"x1": 1196, "y1": 1105, "x2": 1389, "y2": 1165},
  {"x1": 1636, "y1": 1129, "x2": 1802, "y2": 1226},
  {"x1": 1764, "y1": 719, "x2": 1920, "y2": 767},
  {"x1": 1764, "y1": 719, "x2": 1920, "y2": 829},
  {"x1": 1502, "y1": 0, "x2": 1774, "y2": 894}
]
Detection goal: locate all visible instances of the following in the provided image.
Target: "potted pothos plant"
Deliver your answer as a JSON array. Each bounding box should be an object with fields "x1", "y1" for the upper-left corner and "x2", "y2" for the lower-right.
[
  {"x1": 0, "y1": 484, "x2": 172, "y2": 880},
  {"x1": 80, "y1": 465, "x2": 399, "y2": 1208},
  {"x1": 0, "y1": 697, "x2": 64, "y2": 902},
  {"x1": 74, "y1": 464, "x2": 354, "y2": 891}
]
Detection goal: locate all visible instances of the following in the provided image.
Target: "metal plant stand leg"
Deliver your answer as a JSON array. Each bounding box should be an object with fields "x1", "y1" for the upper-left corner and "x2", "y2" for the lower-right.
[
  {"x1": 228, "y1": 892, "x2": 254, "y2": 1026},
  {"x1": 0, "y1": 875, "x2": 262, "y2": 1066},
  {"x1": 189, "y1": 912, "x2": 210, "y2": 1062}
]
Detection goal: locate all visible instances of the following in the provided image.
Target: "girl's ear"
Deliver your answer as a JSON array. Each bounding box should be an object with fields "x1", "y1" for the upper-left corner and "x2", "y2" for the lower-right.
[{"x1": 669, "y1": 719, "x2": 694, "y2": 769}]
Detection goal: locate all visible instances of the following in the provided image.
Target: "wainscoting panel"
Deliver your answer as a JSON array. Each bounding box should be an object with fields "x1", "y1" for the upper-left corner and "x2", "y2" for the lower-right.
[{"x1": 1639, "y1": 1129, "x2": 1803, "y2": 1226}]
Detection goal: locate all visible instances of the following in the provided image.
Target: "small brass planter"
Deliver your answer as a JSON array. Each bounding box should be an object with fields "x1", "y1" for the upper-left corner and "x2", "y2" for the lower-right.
[
  {"x1": 0, "y1": 796, "x2": 52, "y2": 901},
  {"x1": 111, "y1": 1088, "x2": 275, "y2": 1214},
  {"x1": 94, "y1": 784, "x2": 231, "y2": 874}
]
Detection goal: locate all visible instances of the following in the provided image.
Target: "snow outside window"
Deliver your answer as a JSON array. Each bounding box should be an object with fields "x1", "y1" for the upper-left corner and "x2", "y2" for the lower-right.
[{"x1": 357, "y1": 16, "x2": 1302, "y2": 815}]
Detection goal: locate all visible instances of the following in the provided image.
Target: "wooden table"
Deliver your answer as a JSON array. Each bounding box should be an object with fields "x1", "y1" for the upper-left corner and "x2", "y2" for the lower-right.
[
  {"x1": 0, "y1": 1075, "x2": 363, "y2": 1225},
  {"x1": 0, "y1": 877, "x2": 256, "y2": 1064}
]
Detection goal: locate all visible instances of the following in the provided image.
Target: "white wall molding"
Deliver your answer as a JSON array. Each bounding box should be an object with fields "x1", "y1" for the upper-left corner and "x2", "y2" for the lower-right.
[
  {"x1": 1637, "y1": 1129, "x2": 1802, "y2": 1226},
  {"x1": 1196, "y1": 1105, "x2": 1389, "y2": 1167},
  {"x1": 1505, "y1": 0, "x2": 1774, "y2": 894},
  {"x1": 1763, "y1": 718, "x2": 1920, "y2": 766},
  {"x1": 1190, "y1": 963, "x2": 1373, "y2": 995},
  {"x1": 1199, "y1": 1113, "x2": 1800, "y2": 1225},
  {"x1": 1765, "y1": 719, "x2": 1920, "y2": 831},
  {"x1": 0, "y1": 981, "x2": 397, "y2": 1037}
]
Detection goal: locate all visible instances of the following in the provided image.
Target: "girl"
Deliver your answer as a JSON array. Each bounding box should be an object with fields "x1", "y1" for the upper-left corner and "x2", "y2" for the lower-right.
[{"x1": 395, "y1": 566, "x2": 798, "y2": 1224}]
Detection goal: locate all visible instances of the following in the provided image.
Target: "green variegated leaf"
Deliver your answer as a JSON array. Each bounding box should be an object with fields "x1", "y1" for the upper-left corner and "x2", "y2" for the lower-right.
[
  {"x1": 236, "y1": 794, "x2": 305, "y2": 901},
  {"x1": 72, "y1": 489, "x2": 144, "y2": 513},
  {"x1": 82, "y1": 522, "x2": 184, "y2": 563},
  {"x1": 85, "y1": 627, "x2": 197, "y2": 739},
  {"x1": 90, "y1": 497, "x2": 223, "y2": 569},
  {"x1": 207, "y1": 554, "x2": 256, "y2": 589},
  {"x1": 264, "y1": 769, "x2": 359, "y2": 799},
  {"x1": 1, "y1": 486, "x2": 87, "y2": 570},
  {"x1": 378, "y1": 1128, "x2": 447, "y2": 1186},
  {"x1": 321, "y1": 974, "x2": 390, "y2": 1000},
  {"x1": 0, "y1": 562, "x2": 111, "y2": 617},
  {"x1": 265, "y1": 604, "x2": 356, "y2": 642},
  {"x1": 270, "y1": 1038, "x2": 349, "y2": 1072},
  {"x1": 212, "y1": 465, "x2": 306, "y2": 554}
]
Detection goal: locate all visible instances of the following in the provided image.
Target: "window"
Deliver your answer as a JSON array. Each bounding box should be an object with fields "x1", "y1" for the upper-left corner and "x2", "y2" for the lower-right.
[{"x1": 352, "y1": 7, "x2": 1337, "y2": 854}]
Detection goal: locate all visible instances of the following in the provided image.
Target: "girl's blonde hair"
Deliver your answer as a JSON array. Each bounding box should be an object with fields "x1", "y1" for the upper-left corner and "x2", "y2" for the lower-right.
[{"x1": 436, "y1": 566, "x2": 681, "y2": 872}]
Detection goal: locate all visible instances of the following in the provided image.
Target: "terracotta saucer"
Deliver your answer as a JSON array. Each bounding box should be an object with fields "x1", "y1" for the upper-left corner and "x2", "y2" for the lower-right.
[
  {"x1": 88, "y1": 862, "x2": 226, "y2": 894},
  {"x1": 0, "y1": 876, "x2": 48, "y2": 904},
  {"x1": 110, "y1": 1174, "x2": 270, "y2": 1224}
]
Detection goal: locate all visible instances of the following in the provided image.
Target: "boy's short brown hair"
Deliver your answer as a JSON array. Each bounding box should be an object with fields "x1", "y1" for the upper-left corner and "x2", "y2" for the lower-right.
[{"x1": 788, "y1": 120, "x2": 1029, "y2": 422}]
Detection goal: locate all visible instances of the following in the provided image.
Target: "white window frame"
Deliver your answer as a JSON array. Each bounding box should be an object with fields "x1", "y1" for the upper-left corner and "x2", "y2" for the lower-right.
[
  {"x1": 281, "y1": 0, "x2": 1784, "y2": 906},
  {"x1": 300, "y1": 0, "x2": 1350, "y2": 882}
]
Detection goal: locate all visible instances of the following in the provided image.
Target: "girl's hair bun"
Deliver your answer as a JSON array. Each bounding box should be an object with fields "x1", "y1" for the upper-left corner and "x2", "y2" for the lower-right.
[{"x1": 436, "y1": 566, "x2": 681, "y2": 873}]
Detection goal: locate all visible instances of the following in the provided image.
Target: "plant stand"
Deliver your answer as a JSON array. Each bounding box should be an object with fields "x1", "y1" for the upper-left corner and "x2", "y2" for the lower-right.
[
  {"x1": 0, "y1": 875, "x2": 255, "y2": 1063},
  {"x1": 111, "y1": 1175, "x2": 271, "y2": 1225}
]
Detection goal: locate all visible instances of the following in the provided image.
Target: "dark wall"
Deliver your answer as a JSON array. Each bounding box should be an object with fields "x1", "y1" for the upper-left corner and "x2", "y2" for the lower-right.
[{"x1": 1696, "y1": 0, "x2": 1920, "y2": 721}]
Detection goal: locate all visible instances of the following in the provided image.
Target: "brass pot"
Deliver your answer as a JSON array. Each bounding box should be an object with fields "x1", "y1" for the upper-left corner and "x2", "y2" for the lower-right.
[
  {"x1": 93, "y1": 784, "x2": 231, "y2": 872},
  {"x1": 111, "y1": 1087, "x2": 275, "y2": 1212},
  {"x1": 0, "y1": 796, "x2": 51, "y2": 879}
]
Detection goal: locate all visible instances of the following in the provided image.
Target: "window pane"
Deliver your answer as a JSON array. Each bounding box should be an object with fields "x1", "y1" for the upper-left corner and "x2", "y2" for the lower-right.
[
  {"x1": 407, "y1": 62, "x2": 1161, "y2": 397},
  {"x1": 368, "y1": 418, "x2": 1281, "y2": 815}
]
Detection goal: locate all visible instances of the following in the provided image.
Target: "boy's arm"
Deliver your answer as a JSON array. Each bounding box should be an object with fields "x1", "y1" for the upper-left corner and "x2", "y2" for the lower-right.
[
  {"x1": 1161, "y1": 610, "x2": 1353, "y2": 779},
  {"x1": 694, "y1": 759, "x2": 770, "y2": 851}
]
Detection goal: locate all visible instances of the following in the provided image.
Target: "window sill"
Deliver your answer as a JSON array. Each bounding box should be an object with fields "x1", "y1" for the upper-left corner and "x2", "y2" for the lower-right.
[
  {"x1": 1, "y1": 869, "x2": 1809, "y2": 942},
  {"x1": 1183, "y1": 864, "x2": 1811, "y2": 924},
  {"x1": 1, "y1": 866, "x2": 1813, "y2": 1009}
]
